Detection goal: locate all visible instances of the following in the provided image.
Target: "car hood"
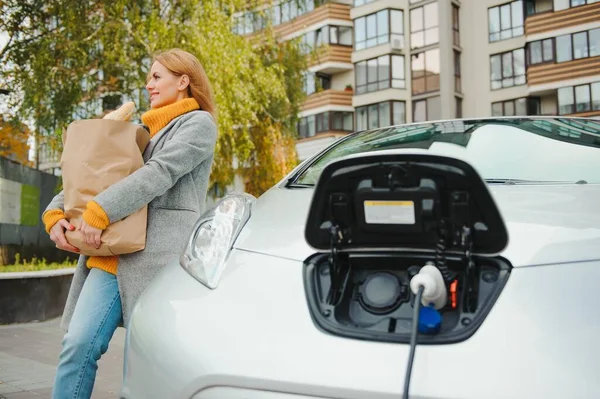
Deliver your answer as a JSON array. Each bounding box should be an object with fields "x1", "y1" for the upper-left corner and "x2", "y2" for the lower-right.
[{"x1": 233, "y1": 183, "x2": 600, "y2": 267}]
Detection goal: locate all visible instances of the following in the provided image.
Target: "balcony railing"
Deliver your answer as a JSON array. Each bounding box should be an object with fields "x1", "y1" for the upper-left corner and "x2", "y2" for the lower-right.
[
  {"x1": 301, "y1": 89, "x2": 353, "y2": 111},
  {"x1": 237, "y1": 2, "x2": 351, "y2": 38},
  {"x1": 527, "y1": 56, "x2": 600, "y2": 86},
  {"x1": 276, "y1": 3, "x2": 351, "y2": 38},
  {"x1": 525, "y1": 2, "x2": 600, "y2": 35},
  {"x1": 308, "y1": 44, "x2": 353, "y2": 68}
]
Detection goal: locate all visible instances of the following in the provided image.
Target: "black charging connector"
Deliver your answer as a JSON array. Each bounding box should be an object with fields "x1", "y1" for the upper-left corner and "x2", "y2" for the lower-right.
[{"x1": 403, "y1": 285, "x2": 425, "y2": 399}]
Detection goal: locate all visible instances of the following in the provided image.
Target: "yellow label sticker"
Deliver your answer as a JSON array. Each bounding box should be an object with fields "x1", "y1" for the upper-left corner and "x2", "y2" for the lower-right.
[{"x1": 364, "y1": 200, "x2": 415, "y2": 225}]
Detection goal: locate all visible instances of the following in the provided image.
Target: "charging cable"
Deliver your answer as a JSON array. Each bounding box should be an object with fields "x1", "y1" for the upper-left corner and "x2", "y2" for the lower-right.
[
  {"x1": 403, "y1": 284, "x2": 424, "y2": 399},
  {"x1": 404, "y1": 265, "x2": 447, "y2": 398}
]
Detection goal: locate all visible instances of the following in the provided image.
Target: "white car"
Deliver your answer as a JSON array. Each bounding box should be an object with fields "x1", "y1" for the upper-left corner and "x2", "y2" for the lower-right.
[{"x1": 120, "y1": 117, "x2": 600, "y2": 399}]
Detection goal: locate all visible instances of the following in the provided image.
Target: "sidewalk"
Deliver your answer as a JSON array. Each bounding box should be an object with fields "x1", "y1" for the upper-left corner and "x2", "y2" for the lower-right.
[{"x1": 0, "y1": 318, "x2": 125, "y2": 399}]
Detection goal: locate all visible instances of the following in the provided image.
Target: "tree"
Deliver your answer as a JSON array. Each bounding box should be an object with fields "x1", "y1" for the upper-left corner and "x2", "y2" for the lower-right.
[
  {"x1": 0, "y1": 0, "x2": 306, "y2": 197},
  {"x1": 0, "y1": 115, "x2": 32, "y2": 166}
]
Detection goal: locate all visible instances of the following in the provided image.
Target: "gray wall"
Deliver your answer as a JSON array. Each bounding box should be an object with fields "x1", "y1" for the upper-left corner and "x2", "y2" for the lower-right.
[{"x1": 0, "y1": 157, "x2": 76, "y2": 265}]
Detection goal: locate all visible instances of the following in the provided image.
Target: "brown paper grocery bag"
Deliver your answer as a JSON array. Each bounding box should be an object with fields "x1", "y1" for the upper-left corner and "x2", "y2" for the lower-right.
[{"x1": 60, "y1": 119, "x2": 150, "y2": 256}]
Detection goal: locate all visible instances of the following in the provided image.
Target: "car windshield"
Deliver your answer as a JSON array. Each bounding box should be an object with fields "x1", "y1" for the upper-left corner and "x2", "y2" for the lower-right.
[{"x1": 293, "y1": 118, "x2": 600, "y2": 186}]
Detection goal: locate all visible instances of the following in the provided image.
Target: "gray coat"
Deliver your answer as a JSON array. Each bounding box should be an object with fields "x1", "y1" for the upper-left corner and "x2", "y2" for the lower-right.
[{"x1": 44, "y1": 110, "x2": 217, "y2": 331}]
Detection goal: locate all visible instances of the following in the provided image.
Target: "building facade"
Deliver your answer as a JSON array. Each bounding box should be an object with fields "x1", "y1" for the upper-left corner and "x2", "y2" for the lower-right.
[{"x1": 236, "y1": 0, "x2": 600, "y2": 161}]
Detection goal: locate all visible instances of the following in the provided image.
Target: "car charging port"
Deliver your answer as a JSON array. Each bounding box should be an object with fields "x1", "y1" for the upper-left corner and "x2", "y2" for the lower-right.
[
  {"x1": 304, "y1": 251, "x2": 509, "y2": 345},
  {"x1": 303, "y1": 153, "x2": 512, "y2": 345}
]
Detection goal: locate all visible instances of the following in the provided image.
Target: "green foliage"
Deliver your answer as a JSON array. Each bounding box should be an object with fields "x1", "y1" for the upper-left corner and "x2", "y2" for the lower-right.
[
  {"x1": 1, "y1": 253, "x2": 76, "y2": 273},
  {"x1": 0, "y1": 0, "x2": 306, "y2": 196}
]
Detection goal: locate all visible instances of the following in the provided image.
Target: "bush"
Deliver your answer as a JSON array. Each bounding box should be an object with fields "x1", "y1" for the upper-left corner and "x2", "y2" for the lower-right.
[{"x1": 1, "y1": 253, "x2": 76, "y2": 273}]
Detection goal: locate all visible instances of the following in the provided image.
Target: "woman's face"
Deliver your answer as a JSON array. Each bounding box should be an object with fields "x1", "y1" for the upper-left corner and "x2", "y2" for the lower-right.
[{"x1": 146, "y1": 61, "x2": 188, "y2": 108}]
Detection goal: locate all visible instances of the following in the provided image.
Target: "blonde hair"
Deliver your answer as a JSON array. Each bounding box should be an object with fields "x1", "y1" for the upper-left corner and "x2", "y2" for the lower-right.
[{"x1": 150, "y1": 48, "x2": 217, "y2": 121}]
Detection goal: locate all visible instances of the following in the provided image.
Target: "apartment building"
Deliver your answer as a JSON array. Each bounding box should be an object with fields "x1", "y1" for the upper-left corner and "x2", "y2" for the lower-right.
[{"x1": 235, "y1": 0, "x2": 600, "y2": 161}]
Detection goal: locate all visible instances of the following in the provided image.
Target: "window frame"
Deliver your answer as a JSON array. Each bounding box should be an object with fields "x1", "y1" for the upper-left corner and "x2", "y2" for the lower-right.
[
  {"x1": 558, "y1": 82, "x2": 600, "y2": 115},
  {"x1": 491, "y1": 97, "x2": 541, "y2": 116},
  {"x1": 302, "y1": 24, "x2": 354, "y2": 54},
  {"x1": 454, "y1": 50, "x2": 461, "y2": 93},
  {"x1": 490, "y1": 48, "x2": 527, "y2": 90},
  {"x1": 488, "y1": 0, "x2": 525, "y2": 43},
  {"x1": 452, "y1": 4, "x2": 460, "y2": 46},
  {"x1": 355, "y1": 54, "x2": 406, "y2": 95},
  {"x1": 411, "y1": 48, "x2": 441, "y2": 95},
  {"x1": 326, "y1": 25, "x2": 354, "y2": 47},
  {"x1": 355, "y1": 100, "x2": 406, "y2": 130},
  {"x1": 412, "y1": 96, "x2": 441, "y2": 122},
  {"x1": 354, "y1": 8, "x2": 404, "y2": 51},
  {"x1": 354, "y1": 0, "x2": 377, "y2": 6},
  {"x1": 302, "y1": 71, "x2": 333, "y2": 95},
  {"x1": 568, "y1": 0, "x2": 600, "y2": 8},
  {"x1": 526, "y1": 37, "x2": 556, "y2": 65},
  {"x1": 531, "y1": 28, "x2": 600, "y2": 66},
  {"x1": 297, "y1": 110, "x2": 355, "y2": 138},
  {"x1": 410, "y1": 2, "x2": 440, "y2": 50}
]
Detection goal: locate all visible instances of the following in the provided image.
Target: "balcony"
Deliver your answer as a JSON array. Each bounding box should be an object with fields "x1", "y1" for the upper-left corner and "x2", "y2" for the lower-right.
[
  {"x1": 308, "y1": 44, "x2": 353, "y2": 73},
  {"x1": 526, "y1": 84, "x2": 600, "y2": 119},
  {"x1": 527, "y1": 56, "x2": 600, "y2": 86},
  {"x1": 525, "y1": 2, "x2": 600, "y2": 36},
  {"x1": 275, "y1": 3, "x2": 351, "y2": 38},
  {"x1": 301, "y1": 88, "x2": 353, "y2": 111},
  {"x1": 237, "y1": 1, "x2": 351, "y2": 39}
]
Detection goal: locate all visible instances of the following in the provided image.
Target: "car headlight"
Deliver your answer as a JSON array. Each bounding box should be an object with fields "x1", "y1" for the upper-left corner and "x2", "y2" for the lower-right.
[{"x1": 180, "y1": 192, "x2": 256, "y2": 289}]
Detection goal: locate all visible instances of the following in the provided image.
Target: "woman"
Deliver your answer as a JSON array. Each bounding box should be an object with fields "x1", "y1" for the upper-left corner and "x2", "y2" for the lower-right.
[{"x1": 42, "y1": 48, "x2": 218, "y2": 399}]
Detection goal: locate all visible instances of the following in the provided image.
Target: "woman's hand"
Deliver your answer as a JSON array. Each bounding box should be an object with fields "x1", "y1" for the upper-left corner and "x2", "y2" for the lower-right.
[
  {"x1": 79, "y1": 219, "x2": 103, "y2": 249},
  {"x1": 49, "y1": 219, "x2": 80, "y2": 253}
]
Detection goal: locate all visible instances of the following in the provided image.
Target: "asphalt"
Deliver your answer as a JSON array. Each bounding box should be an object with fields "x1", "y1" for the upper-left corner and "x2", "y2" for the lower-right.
[{"x1": 0, "y1": 318, "x2": 125, "y2": 399}]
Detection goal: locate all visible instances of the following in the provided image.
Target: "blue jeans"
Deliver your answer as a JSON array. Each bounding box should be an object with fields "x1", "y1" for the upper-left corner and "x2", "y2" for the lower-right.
[{"x1": 52, "y1": 268, "x2": 123, "y2": 399}]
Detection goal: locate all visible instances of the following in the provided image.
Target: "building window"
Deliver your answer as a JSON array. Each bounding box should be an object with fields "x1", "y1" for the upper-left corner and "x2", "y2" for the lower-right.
[
  {"x1": 556, "y1": 28, "x2": 600, "y2": 63},
  {"x1": 591, "y1": 28, "x2": 600, "y2": 57},
  {"x1": 331, "y1": 111, "x2": 354, "y2": 131},
  {"x1": 315, "y1": 26, "x2": 353, "y2": 47},
  {"x1": 593, "y1": 82, "x2": 600, "y2": 110},
  {"x1": 390, "y1": 10, "x2": 404, "y2": 49},
  {"x1": 456, "y1": 97, "x2": 462, "y2": 118},
  {"x1": 354, "y1": 0, "x2": 377, "y2": 6},
  {"x1": 316, "y1": 112, "x2": 330, "y2": 133},
  {"x1": 297, "y1": 111, "x2": 354, "y2": 138},
  {"x1": 491, "y1": 97, "x2": 541, "y2": 116},
  {"x1": 554, "y1": 0, "x2": 600, "y2": 11},
  {"x1": 234, "y1": 0, "x2": 318, "y2": 34},
  {"x1": 452, "y1": 5, "x2": 460, "y2": 46},
  {"x1": 410, "y1": 2, "x2": 439, "y2": 49},
  {"x1": 490, "y1": 48, "x2": 526, "y2": 90},
  {"x1": 301, "y1": 25, "x2": 353, "y2": 54},
  {"x1": 303, "y1": 72, "x2": 332, "y2": 95},
  {"x1": 356, "y1": 55, "x2": 405, "y2": 95},
  {"x1": 355, "y1": 9, "x2": 403, "y2": 51},
  {"x1": 356, "y1": 101, "x2": 406, "y2": 131},
  {"x1": 527, "y1": 38, "x2": 554, "y2": 65},
  {"x1": 413, "y1": 96, "x2": 441, "y2": 122},
  {"x1": 525, "y1": 0, "x2": 554, "y2": 15},
  {"x1": 303, "y1": 72, "x2": 315, "y2": 95},
  {"x1": 488, "y1": 1, "x2": 524, "y2": 42},
  {"x1": 411, "y1": 48, "x2": 440, "y2": 95},
  {"x1": 558, "y1": 83, "x2": 600, "y2": 114},
  {"x1": 454, "y1": 51, "x2": 461, "y2": 93},
  {"x1": 329, "y1": 26, "x2": 353, "y2": 46}
]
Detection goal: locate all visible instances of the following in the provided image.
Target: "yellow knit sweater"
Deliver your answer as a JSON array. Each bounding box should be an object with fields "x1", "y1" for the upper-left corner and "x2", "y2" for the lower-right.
[{"x1": 42, "y1": 98, "x2": 200, "y2": 275}]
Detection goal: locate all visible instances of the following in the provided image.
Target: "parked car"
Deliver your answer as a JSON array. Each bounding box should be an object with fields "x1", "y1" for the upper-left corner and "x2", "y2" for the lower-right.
[{"x1": 120, "y1": 117, "x2": 600, "y2": 399}]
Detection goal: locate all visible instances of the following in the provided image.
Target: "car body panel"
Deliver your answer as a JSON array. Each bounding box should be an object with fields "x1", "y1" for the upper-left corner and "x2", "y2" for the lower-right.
[
  {"x1": 122, "y1": 118, "x2": 600, "y2": 399},
  {"x1": 234, "y1": 184, "x2": 600, "y2": 267},
  {"x1": 121, "y1": 250, "x2": 600, "y2": 399}
]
